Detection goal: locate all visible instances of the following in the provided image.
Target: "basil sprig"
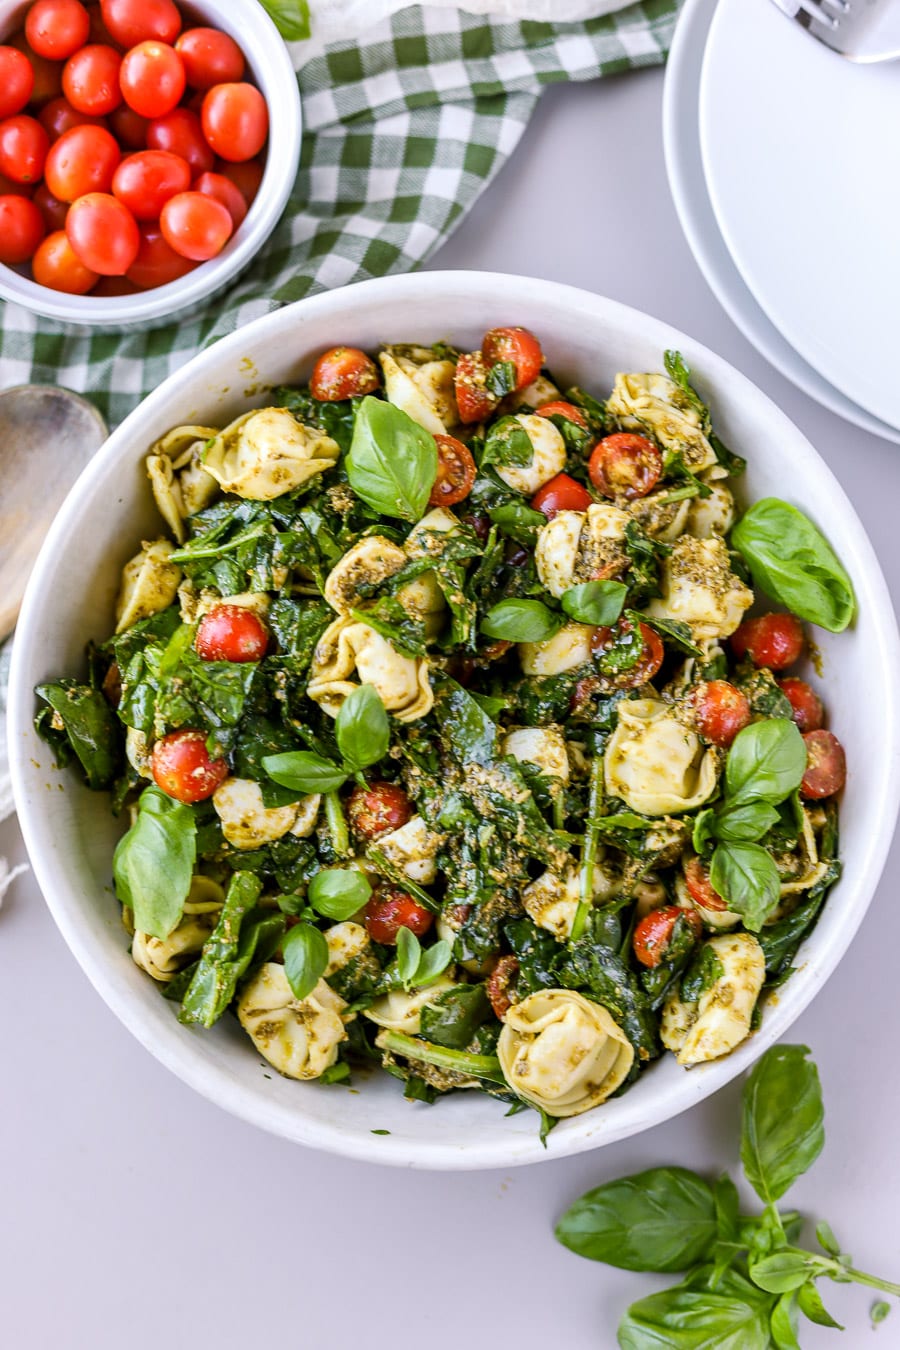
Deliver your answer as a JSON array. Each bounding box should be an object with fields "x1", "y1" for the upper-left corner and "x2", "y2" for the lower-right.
[
  {"x1": 395, "y1": 926, "x2": 452, "y2": 991},
  {"x1": 308, "y1": 867, "x2": 372, "y2": 921},
  {"x1": 282, "y1": 922, "x2": 329, "y2": 1001},
  {"x1": 560, "y1": 579, "x2": 627, "y2": 626},
  {"x1": 480, "y1": 598, "x2": 563, "y2": 643},
  {"x1": 262, "y1": 683, "x2": 391, "y2": 794},
  {"x1": 732, "y1": 498, "x2": 855, "y2": 633},
  {"x1": 113, "y1": 785, "x2": 196, "y2": 939},
  {"x1": 345, "y1": 396, "x2": 437, "y2": 521}
]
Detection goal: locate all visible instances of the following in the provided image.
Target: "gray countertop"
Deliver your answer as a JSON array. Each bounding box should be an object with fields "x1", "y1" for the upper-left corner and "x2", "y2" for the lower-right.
[{"x1": 2, "y1": 67, "x2": 898, "y2": 1350}]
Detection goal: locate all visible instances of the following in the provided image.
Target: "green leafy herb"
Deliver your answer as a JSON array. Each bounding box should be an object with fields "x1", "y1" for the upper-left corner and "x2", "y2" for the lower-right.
[
  {"x1": 740, "y1": 1044, "x2": 825, "y2": 1205},
  {"x1": 308, "y1": 867, "x2": 372, "y2": 920},
  {"x1": 487, "y1": 499, "x2": 546, "y2": 546},
  {"x1": 480, "y1": 598, "x2": 563, "y2": 643},
  {"x1": 637, "y1": 612, "x2": 703, "y2": 658},
  {"x1": 258, "y1": 0, "x2": 312, "y2": 40},
  {"x1": 481, "y1": 415, "x2": 534, "y2": 470},
  {"x1": 394, "y1": 927, "x2": 452, "y2": 990},
  {"x1": 282, "y1": 922, "x2": 329, "y2": 1001},
  {"x1": 617, "y1": 1273, "x2": 772, "y2": 1349},
  {"x1": 663, "y1": 349, "x2": 746, "y2": 475},
  {"x1": 262, "y1": 749, "x2": 348, "y2": 794},
  {"x1": 377, "y1": 1029, "x2": 506, "y2": 1085},
  {"x1": 334, "y1": 683, "x2": 390, "y2": 772},
  {"x1": 560, "y1": 580, "x2": 627, "y2": 626},
  {"x1": 732, "y1": 498, "x2": 855, "y2": 632},
  {"x1": 346, "y1": 396, "x2": 437, "y2": 521},
  {"x1": 710, "y1": 842, "x2": 780, "y2": 932},
  {"x1": 113, "y1": 786, "x2": 196, "y2": 939},
  {"x1": 179, "y1": 872, "x2": 269, "y2": 1027},
  {"x1": 485, "y1": 359, "x2": 516, "y2": 397},
  {"x1": 419, "y1": 983, "x2": 491, "y2": 1049},
  {"x1": 872, "y1": 1301, "x2": 891, "y2": 1327},
  {"x1": 34, "y1": 680, "x2": 120, "y2": 789},
  {"x1": 725, "y1": 718, "x2": 807, "y2": 806}
]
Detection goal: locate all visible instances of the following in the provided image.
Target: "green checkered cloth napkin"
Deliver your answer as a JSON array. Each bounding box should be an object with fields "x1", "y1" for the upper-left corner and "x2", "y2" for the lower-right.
[{"x1": 0, "y1": 0, "x2": 677, "y2": 428}]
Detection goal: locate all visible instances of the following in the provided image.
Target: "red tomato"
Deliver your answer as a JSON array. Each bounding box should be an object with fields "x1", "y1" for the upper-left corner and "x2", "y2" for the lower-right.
[
  {"x1": 151, "y1": 729, "x2": 228, "y2": 804},
  {"x1": 112, "y1": 149, "x2": 190, "y2": 219},
  {"x1": 0, "y1": 171, "x2": 31, "y2": 196},
  {"x1": 38, "y1": 95, "x2": 106, "y2": 140},
  {"x1": 44, "y1": 123, "x2": 120, "y2": 199},
  {"x1": 482, "y1": 325, "x2": 543, "y2": 391},
  {"x1": 535, "y1": 399, "x2": 589, "y2": 430},
  {"x1": 109, "y1": 102, "x2": 148, "y2": 149},
  {"x1": 33, "y1": 181, "x2": 69, "y2": 230},
  {"x1": 159, "y1": 189, "x2": 231, "y2": 260},
  {"x1": 100, "y1": 0, "x2": 181, "y2": 46},
  {"x1": 0, "y1": 115, "x2": 49, "y2": 183},
  {"x1": 454, "y1": 350, "x2": 498, "y2": 424},
  {"x1": 201, "y1": 82, "x2": 268, "y2": 163},
  {"x1": 633, "y1": 906, "x2": 702, "y2": 968},
  {"x1": 486, "y1": 954, "x2": 519, "y2": 1019},
  {"x1": 146, "y1": 107, "x2": 214, "y2": 175},
  {"x1": 731, "y1": 612, "x2": 805, "y2": 671},
  {"x1": 691, "y1": 679, "x2": 751, "y2": 748},
  {"x1": 91, "y1": 273, "x2": 137, "y2": 294},
  {"x1": 347, "y1": 781, "x2": 412, "y2": 841},
  {"x1": 192, "y1": 170, "x2": 247, "y2": 227},
  {"x1": 589, "y1": 432, "x2": 662, "y2": 500},
  {"x1": 9, "y1": 32, "x2": 63, "y2": 105},
  {"x1": 429, "y1": 434, "x2": 476, "y2": 508},
  {"x1": 683, "y1": 855, "x2": 727, "y2": 913},
  {"x1": 26, "y1": 0, "x2": 90, "y2": 60},
  {"x1": 31, "y1": 227, "x2": 96, "y2": 291},
  {"x1": 215, "y1": 155, "x2": 263, "y2": 204},
  {"x1": 364, "y1": 888, "x2": 434, "y2": 945},
  {"x1": 0, "y1": 194, "x2": 45, "y2": 262},
  {"x1": 176, "y1": 28, "x2": 245, "y2": 89},
  {"x1": 195, "y1": 604, "x2": 268, "y2": 662},
  {"x1": 125, "y1": 221, "x2": 195, "y2": 286},
  {"x1": 309, "y1": 346, "x2": 379, "y2": 401},
  {"x1": 801, "y1": 729, "x2": 846, "y2": 799},
  {"x1": 591, "y1": 617, "x2": 664, "y2": 688},
  {"x1": 85, "y1": 3, "x2": 116, "y2": 45},
  {"x1": 530, "y1": 472, "x2": 592, "y2": 519},
  {"x1": 119, "y1": 41, "x2": 185, "y2": 118},
  {"x1": 0, "y1": 46, "x2": 35, "y2": 118},
  {"x1": 66, "y1": 191, "x2": 138, "y2": 273},
  {"x1": 778, "y1": 677, "x2": 824, "y2": 733},
  {"x1": 62, "y1": 44, "x2": 122, "y2": 115}
]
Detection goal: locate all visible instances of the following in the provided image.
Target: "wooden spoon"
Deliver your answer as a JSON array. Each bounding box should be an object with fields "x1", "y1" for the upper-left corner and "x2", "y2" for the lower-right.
[{"x1": 0, "y1": 386, "x2": 107, "y2": 641}]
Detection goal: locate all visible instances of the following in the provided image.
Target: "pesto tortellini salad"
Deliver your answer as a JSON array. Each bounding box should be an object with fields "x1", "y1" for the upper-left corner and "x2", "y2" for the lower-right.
[{"x1": 36, "y1": 329, "x2": 856, "y2": 1134}]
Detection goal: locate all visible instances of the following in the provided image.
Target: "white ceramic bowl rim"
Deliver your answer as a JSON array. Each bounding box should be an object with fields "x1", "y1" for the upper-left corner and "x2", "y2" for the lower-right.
[{"x1": 9, "y1": 271, "x2": 900, "y2": 1169}]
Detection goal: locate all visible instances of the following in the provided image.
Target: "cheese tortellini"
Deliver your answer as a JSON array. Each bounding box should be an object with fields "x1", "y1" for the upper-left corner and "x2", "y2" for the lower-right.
[
  {"x1": 521, "y1": 860, "x2": 613, "y2": 941},
  {"x1": 535, "y1": 502, "x2": 630, "y2": 598},
  {"x1": 661, "y1": 933, "x2": 765, "y2": 1067},
  {"x1": 115, "y1": 538, "x2": 181, "y2": 633},
  {"x1": 237, "y1": 965, "x2": 352, "y2": 1081},
  {"x1": 307, "y1": 616, "x2": 433, "y2": 721},
  {"x1": 605, "y1": 698, "x2": 719, "y2": 816},
  {"x1": 647, "y1": 534, "x2": 752, "y2": 642},
  {"x1": 495, "y1": 414, "x2": 567, "y2": 495},
  {"x1": 502, "y1": 725, "x2": 570, "y2": 784},
  {"x1": 379, "y1": 346, "x2": 459, "y2": 434},
  {"x1": 519, "y1": 621, "x2": 595, "y2": 676},
  {"x1": 606, "y1": 371, "x2": 716, "y2": 472},
  {"x1": 322, "y1": 533, "x2": 444, "y2": 628},
  {"x1": 498, "y1": 989, "x2": 634, "y2": 1117},
  {"x1": 363, "y1": 976, "x2": 458, "y2": 1034},
  {"x1": 202, "y1": 408, "x2": 340, "y2": 500},
  {"x1": 131, "y1": 876, "x2": 225, "y2": 982},
  {"x1": 212, "y1": 777, "x2": 321, "y2": 849}
]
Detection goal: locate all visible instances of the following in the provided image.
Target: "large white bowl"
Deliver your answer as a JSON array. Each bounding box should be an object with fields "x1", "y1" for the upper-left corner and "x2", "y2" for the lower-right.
[{"x1": 8, "y1": 272, "x2": 900, "y2": 1169}]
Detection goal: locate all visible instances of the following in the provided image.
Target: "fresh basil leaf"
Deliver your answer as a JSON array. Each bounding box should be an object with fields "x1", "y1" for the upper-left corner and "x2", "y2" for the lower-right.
[
  {"x1": 770, "y1": 1292, "x2": 801, "y2": 1350},
  {"x1": 871, "y1": 1301, "x2": 891, "y2": 1327},
  {"x1": 710, "y1": 842, "x2": 780, "y2": 930},
  {"x1": 485, "y1": 359, "x2": 516, "y2": 397},
  {"x1": 618, "y1": 1279, "x2": 773, "y2": 1349},
  {"x1": 714, "y1": 1174, "x2": 740, "y2": 1243},
  {"x1": 749, "y1": 1250, "x2": 823, "y2": 1294},
  {"x1": 113, "y1": 786, "x2": 196, "y2": 939},
  {"x1": 692, "y1": 808, "x2": 718, "y2": 855},
  {"x1": 725, "y1": 718, "x2": 807, "y2": 807},
  {"x1": 282, "y1": 922, "x2": 328, "y2": 1001},
  {"x1": 419, "y1": 983, "x2": 490, "y2": 1049},
  {"x1": 262, "y1": 750, "x2": 347, "y2": 794},
  {"x1": 561, "y1": 580, "x2": 627, "y2": 626},
  {"x1": 741, "y1": 1044, "x2": 825, "y2": 1205},
  {"x1": 335, "y1": 683, "x2": 390, "y2": 771},
  {"x1": 308, "y1": 867, "x2": 371, "y2": 920},
  {"x1": 555, "y1": 1168, "x2": 717, "y2": 1273},
  {"x1": 732, "y1": 498, "x2": 855, "y2": 632},
  {"x1": 815, "y1": 1221, "x2": 841, "y2": 1257},
  {"x1": 713, "y1": 801, "x2": 782, "y2": 844},
  {"x1": 34, "y1": 680, "x2": 119, "y2": 789},
  {"x1": 346, "y1": 396, "x2": 437, "y2": 522},
  {"x1": 481, "y1": 415, "x2": 534, "y2": 469},
  {"x1": 258, "y1": 0, "x2": 311, "y2": 39},
  {"x1": 396, "y1": 926, "x2": 421, "y2": 988},
  {"x1": 797, "y1": 1281, "x2": 843, "y2": 1329},
  {"x1": 178, "y1": 872, "x2": 266, "y2": 1027},
  {"x1": 413, "y1": 939, "x2": 452, "y2": 988},
  {"x1": 480, "y1": 598, "x2": 563, "y2": 643}
]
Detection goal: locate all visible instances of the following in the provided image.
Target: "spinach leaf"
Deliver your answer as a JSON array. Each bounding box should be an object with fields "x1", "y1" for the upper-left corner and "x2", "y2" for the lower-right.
[
  {"x1": 282, "y1": 922, "x2": 329, "y2": 1000},
  {"x1": 636, "y1": 612, "x2": 703, "y2": 658},
  {"x1": 34, "y1": 680, "x2": 120, "y2": 789},
  {"x1": 346, "y1": 396, "x2": 437, "y2": 521},
  {"x1": 732, "y1": 499, "x2": 855, "y2": 632},
  {"x1": 561, "y1": 580, "x2": 627, "y2": 626},
  {"x1": 618, "y1": 1274, "x2": 772, "y2": 1349},
  {"x1": 481, "y1": 415, "x2": 534, "y2": 469},
  {"x1": 488, "y1": 499, "x2": 546, "y2": 546},
  {"x1": 725, "y1": 718, "x2": 807, "y2": 806},
  {"x1": 555, "y1": 1167, "x2": 717, "y2": 1273},
  {"x1": 623, "y1": 520, "x2": 670, "y2": 602},
  {"x1": 480, "y1": 598, "x2": 563, "y2": 643},
  {"x1": 262, "y1": 749, "x2": 347, "y2": 794},
  {"x1": 434, "y1": 674, "x2": 497, "y2": 765},
  {"x1": 335, "y1": 683, "x2": 390, "y2": 771},
  {"x1": 272, "y1": 387, "x2": 358, "y2": 452},
  {"x1": 663, "y1": 349, "x2": 746, "y2": 476},
  {"x1": 741, "y1": 1044, "x2": 825, "y2": 1205},
  {"x1": 179, "y1": 873, "x2": 271, "y2": 1026},
  {"x1": 419, "y1": 983, "x2": 491, "y2": 1049},
  {"x1": 308, "y1": 866, "x2": 371, "y2": 920},
  {"x1": 268, "y1": 597, "x2": 332, "y2": 671},
  {"x1": 377, "y1": 1029, "x2": 506, "y2": 1086},
  {"x1": 710, "y1": 842, "x2": 781, "y2": 931},
  {"x1": 680, "y1": 943, "x2": 725, "y2": 1004},
  {"x1": 734, "y1": 665, "x2": 794, "y2": 720},
  {"x1": 113, "y1": 786, "x2": 196, "y2": 939},
  {"x1": 350, "y1": 599, "x2": 427, "y2": 658},
  {"x1": 258, "y1": 0, "x2": 311, "y2": 40}
]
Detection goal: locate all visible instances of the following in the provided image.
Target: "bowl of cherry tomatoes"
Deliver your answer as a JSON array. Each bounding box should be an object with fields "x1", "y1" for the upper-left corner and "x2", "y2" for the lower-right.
[{"x1": 0, "y1": 0, "x2": 301, "y2": 328}]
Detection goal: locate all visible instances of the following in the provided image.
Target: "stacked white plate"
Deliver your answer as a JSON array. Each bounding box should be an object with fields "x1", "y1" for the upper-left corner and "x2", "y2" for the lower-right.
[{"x1": 664, "y1": 0, "x2": 900, "y2": 445}]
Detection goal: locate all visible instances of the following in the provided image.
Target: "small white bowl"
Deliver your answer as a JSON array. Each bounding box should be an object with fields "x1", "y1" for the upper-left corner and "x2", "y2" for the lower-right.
[
  {"x1": 0, "y1": 0, "x2": 301, "y2": 331},
  {"x1": 9, "y1": 272, "x2": 900, "y2": 1169}
]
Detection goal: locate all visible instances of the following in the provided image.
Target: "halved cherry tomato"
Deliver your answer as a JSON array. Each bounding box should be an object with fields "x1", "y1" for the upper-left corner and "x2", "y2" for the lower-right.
[
  {"x1": 146, "y1": 107, "x2": 213, "y2": 174},
  {"x1": 45, "y1": 123, "x2": 120, "y2": 199},
  {"x1": 691, "y1": 679, "x2": 751, "y2": 748},
  {"x1": 0, "y1": 115, "x2": 49, "y2": 184},
  {"x1": 125, "y1": 221, "x2": 195, "y2": 287},
  {"x1": 33, "y1": 181, "x2": 69, "y2": 231},
  {"x1": 109, "y1": 102, "x2": 148, "y2": 149},
  {"x1": 201, "y1": 82, "x2": 267, "y2": 163},
  {"x1": 215, "y1": 156, "x2": 263, "y2": 205},
  {"x1": 26, "y1": 0, "x2": 90, "y2": 60},
  {"x1": 535, "y1": 399, "x2": 589, "y2": 430},
  {"x1": 778, "y1": 677, "x2": 824, "y2": 733},
  {"x1": 151, "y1": 728, "x2": 228, "y2": 804},
  {"x1": 119, "y1": 41, "x2": 185, "y2": 119},
  {"x1": 347, "y1": 781, "x2": 412, "y2": 841},
  {"x1": 310, "y1": 346, "x2": 379, "y2": 401},
  {"x1": 731, "y1": 612, "x2": 805, "y2": 671},
  {"x1": 589, "y1": 432, "x2": 662, "y2": 500},
  {"x1": 100, "y1": 0, "x2": 181, "y2": 47},
  {"x1": 429, "y1": 433, "x2": 476, "y2": 507},
  {"x1": 195, "y1": 604, "x2": 268, "y2": 662},
  {"x1": 66, "y1": 191, "x2": 139, "y2": 273},
  {"x1": 62, "y1": 44, "x2": 122, "y2": 115},
  {"x1": 159, "y1": 189, "x2": 232, "y2": 260},
  {"x1": 0, "y1": 195, "x2": 45, "y2": 262},
  {"x1": 176, "y1": 28, "x2": 245, "y2": 89},
  {"x1": 530, "y1": 472, "x2": 592, "y2": 519},
  {"x1": 486, "y1": 955, "x2": 519, "y2": 1019},
  {"x1": 482, "y1": 325, "x2": 543, "y2": 391},
  {"x1": 112, "y1": 149, "x2": 190, "y2": 219},
  {"x1": 38, "y1": 95, "x2": 106, "y2": 141},
  {"x1": 0, "y1": 47, "x2": 35, "y2": 119},
  {"x1": 683, "y1": 855, "x2": 727, "y2": 913},
  {"x1": 591, "y1": 617, "x2": 664, "y2": 688},
  {"x1": 364, "y1": 888, "x2": 433, "y2": 945},
  {"x1": 454, "y1": 350, "x2": 497, "y2": 424},
  {"x1": 31, "y1": 227, "x2": 97, "y2": 291},
  {"x1": 801, "y1": 729, "x2": 846, "y2": 799},
  {"x1": 633, "y1": 905, "x2": 702, "y2": 968},
  {"x1": 192, "y1": 170, "x2": 248, "y2": 227}
]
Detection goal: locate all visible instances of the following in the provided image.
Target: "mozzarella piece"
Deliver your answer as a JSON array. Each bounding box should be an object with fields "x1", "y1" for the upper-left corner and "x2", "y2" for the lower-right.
[
  {"x1": 605, "y1": 698, "x2": 719, "y2": 816},
  {"x1": 212, "y1": 777, "x2": 321, "y2": 850},
  {"x1": 686, "y1": 481, "x2": 735, "y2": 538},
  {"x1": 363, "y1": 975, "x2": 458, "y2": 1033},
  {"x1": 324, "y1": 921, "x2": 371, "y2": 976},
  {"x1": 307, "y1": 616, "x2": 433, "y2": 721},
  {"x1": 506, "y1": 374, "x2": 560, "y2": 410},
  {"x1": 661, "y1": 933, "x2": 765, "y2": 1067},
  {"x1": 115, "y1": 538, "x2": 181, "y2": 633},
  {"x1": 497, "y1": 988, "x2": 634, "y2": 1117},
  {"x1": 607, "y1": 371, "x2": 716, "y2": 472},
  {"x1": 371, "y1": 813, "x2": 444, "y2": 884},
  {"x1": 237, "y1": 965, "x2": 351, "y2": 1080},
  {"x1": 202, "y1": 408, "x2": 339, "y2": 500},
  {"x1": 519, "y1": 621, "x2": 594, "y2": 676},
  {"x1": 534, "y1": 509, "x2": 582, "y2": 597},
  {"x1": 502, "y1": 725, "x2": 570, "y2": 784},
  {"x1": 647, "y1": 535, "x2": 753, "y2": 641},
  {"x1": 495, "y1": 413, "x2": 567, "y2": 495}
]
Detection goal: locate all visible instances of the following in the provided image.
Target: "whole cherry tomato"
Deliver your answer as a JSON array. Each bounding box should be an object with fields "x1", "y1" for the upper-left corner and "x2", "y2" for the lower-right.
[
  {"x1": 731, "y1": 612, "x2": 805, "y2": 670},
  {"x1": 633, "y1": 906, "x2": 702, "y2": 968},
  {"x1": 535, "y1": 399, "x2": 589, "y2": 430},
  {"x1": 591, "y1": 617, "x2": 664, "y2": 688},
  {"x1": 109, "y1": 102, "x2": 148, "y2": 149},
  {"x1": 33, "y1": 181, "x2": 69, "y2": 230},
  {"x1": 589, "y1": 432, "x2": 662, "y2": 500},
  {"x1": 192, "y1": 170, "x2": 247, "y2": 227},
  {"x1": 801, "y1": 729, "x2": 846, "y2": 799},
  {"x1": 8, "y1": 32, "x2": 63, "y2": 105},
  {"x1": 309, "y1": 346, "x2": 379, "y2": 401},
  {"x1": 100, "y1": 0, "x2": 181, "y2": 47},
  {"x1": 151, "y1": 728, "x2": 228, "y2": 804},
  {"x1": 364, "y1": 888, "x2": 434, "y2": 944},
  {"x1": 486, "y1": 955, "x2": 519, "y2": 1019},
  {"x1": 347, "y1": 781, "x2": 412, "y2": 841},
  {"x1": 119, "y1": 41, "x2": 185, "y2": 119},
  {"x1": 429, "y1": 434, "x2": 476, "y2": 507},
  {"x1": 66, "y1": 191, "x2": 139, "y2": 273},
  {"x1": 159, "y1": 189, "x2": 232, "y2": 260},
  {"x1": 112, "y1": 149, "x2": 190, "y2": 219},
  {"x1": 214, "y1": 155, "x2": 263, "y2": 204},
  {"x1": 482, "y1": 325, "x2": 543, "y2": 391},
  {"x1": 31, "y1": 227, "x2": 97, "y2": 291},
  {"x1": 0, "y1": 115, "x2": 49, "y2": 184},
  {"x1": 125, "y1": 221, "x2": 195, "y2": 287},
  {"x1": 85, "y1": 3, "x2": 116, "y2": 45},
  {"x1": 62, "y1": 44, "x2": 122, "y2": 115},
  {"x1": 683, "y1": 855, "x2": 728, "y2": 914},
  {"x1": 38, "y1": 95, "x2": 106, "y2": 140},
  {"x1": 778, "y1": 677, "x2": 824, "y2": 733},
  {"x1": 454, "y1": 350, "x2": 498, "y2": 424},
  {"x1": 195, "y1": 604, "x2": 268, "y2": 662},
  {"x1": 530, "y1": 472, "x2": 592, "y2": 519},
  {"x1": 690, "y1": 679, "x2": 752, "y2": 748},
  {"x1": 91, "y1": 274, "x2": 138, "y2": 295},
  {"x1": 176, "y1": 28, "x2": 245, "y2": 89},
  {"x1": 0, "y1": 194, "x2": 45, "y2": 262},
  {"x1": 0, "y1": 47, "x2": 35, "y2": 118},
  {"x1": 146, "y1": 107, "x2": 213, "y2": 175},
  {"x1": 201, "y1": 82, "x2": 268, "y2": 163},
  {"x1": 44, "y1": 123, "x2": 120, "y2": 199},
  {"x1": 26, "y1": 0, "x2": 90, "y2": 60}
]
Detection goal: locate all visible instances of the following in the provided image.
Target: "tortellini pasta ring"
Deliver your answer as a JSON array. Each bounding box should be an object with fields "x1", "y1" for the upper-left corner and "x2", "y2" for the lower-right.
[
  {"x1": 202, "y1": 408, "x2": 340, "y2": 501},
  {"x1": 605, "y1": 698, "x2": 720, "y2": 817},
  {"x1": 307, "y1": 617, "x2": 433, "y2": 722},
  {"x1": 115, "y1": 538, "x2": 181, "y2": 634},
  {"x1": 237, "y1": 965, "x2": 352, "y2": 1081}
]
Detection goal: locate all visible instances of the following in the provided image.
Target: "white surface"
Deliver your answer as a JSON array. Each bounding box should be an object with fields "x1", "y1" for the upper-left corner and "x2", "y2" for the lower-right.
[
  {"x1": 700, "y1": 0, "x2": 900, "y2": 431},
  {"x1": 2, "y1": 68, "x2": 900, "y2": 1347},
  {"x1": 664, "y1": 0, "x2": 900, "y2": 446},
  {"x1": 12, "y1": 269, "x2": 900, "y2": 1170}
]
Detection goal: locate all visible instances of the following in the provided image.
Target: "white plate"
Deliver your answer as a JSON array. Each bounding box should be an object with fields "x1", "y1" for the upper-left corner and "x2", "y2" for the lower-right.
[
  {"x1": 664, "y1": 0, "x2": 900, "y2": 445},
  {"x1": 699, "y1": 0, "x2": 900, "y2": 432}
]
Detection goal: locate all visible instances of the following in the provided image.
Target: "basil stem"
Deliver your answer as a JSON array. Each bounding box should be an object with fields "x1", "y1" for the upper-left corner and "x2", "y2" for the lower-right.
[
  {"x1": 571, "y1": 754, "x2": 604, "y2": 943},
  {"x1": 367, "y1": 847, "x2": 439, "y2": 913},
  {"x1": 325, "y1": 790, "x2": 350, "y2": 858},
  {"x1": 378, "y1": 1030, "x2": 507, "y2": 1085},
  {"x1": 169, "y1": 523, "x2": 268, "y2": 563}
]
